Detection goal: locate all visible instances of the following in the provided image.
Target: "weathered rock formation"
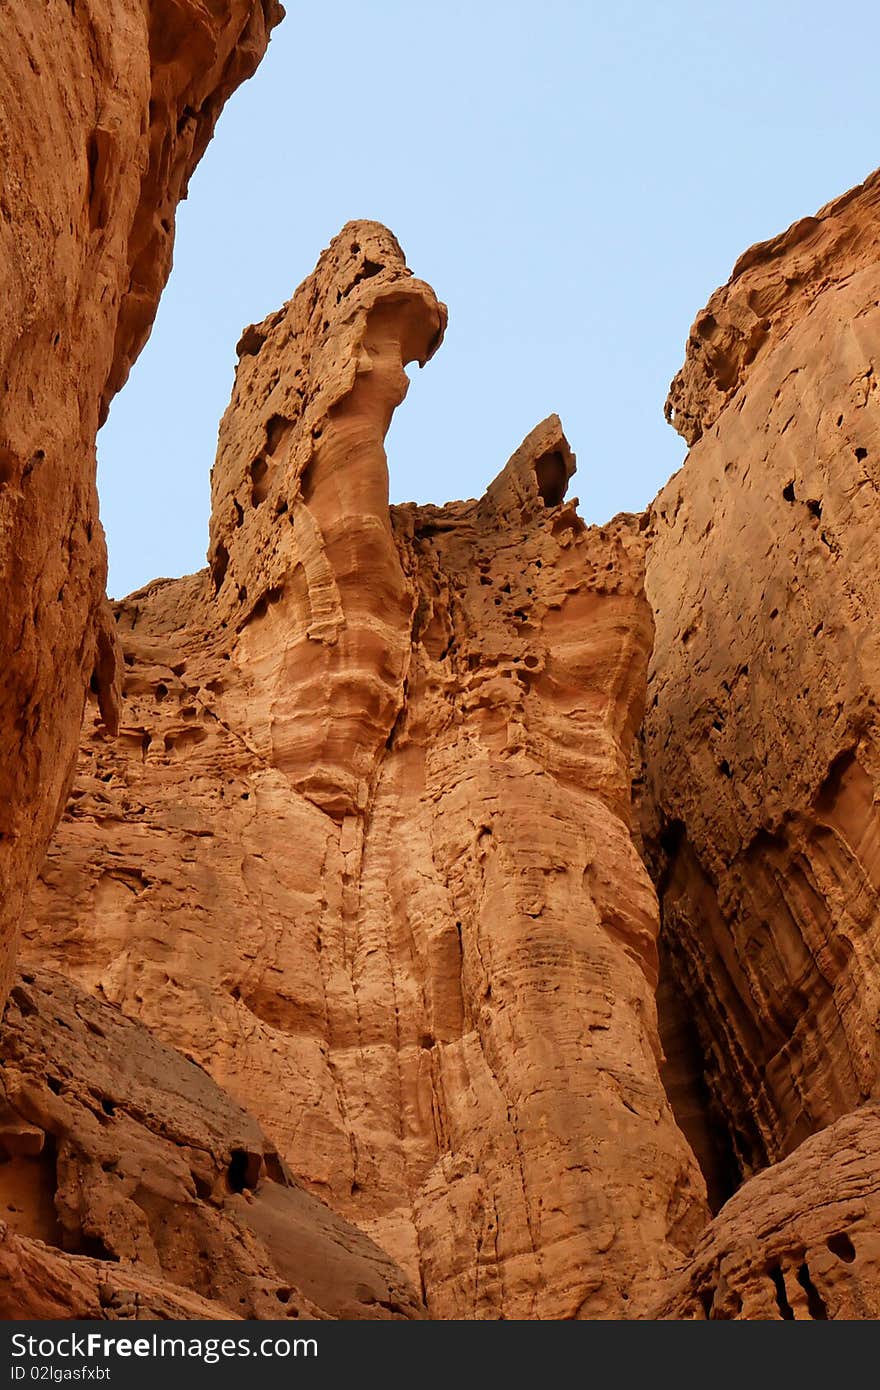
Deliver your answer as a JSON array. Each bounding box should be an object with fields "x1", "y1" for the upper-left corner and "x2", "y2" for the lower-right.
[
  {"x1": 0, "y1": 968, "x2": 420, "y2": 1320},
  {"x1": 0, "y1": 0, "x2": 281, "y2": 1014},
  {"x1": 643, "y1": 169, "x2": 880, "y2": 1184},
  {"x1": 23, "y1": 222, "x2": 709, "y2": 1318},
  {"x1": 651, "y1": 1105, "x2": 880, "y2": 1320},
  {"x1": 11, "y1": 6, "x2": 880, "y2": 1315}
]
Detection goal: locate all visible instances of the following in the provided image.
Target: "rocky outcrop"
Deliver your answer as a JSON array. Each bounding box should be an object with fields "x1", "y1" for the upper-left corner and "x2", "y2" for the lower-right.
[
  {"x1": 652, "y1": 1105, "x2": 880, "y2": 1320},
  {"x1": 0, "y1": 0, "x2": 281, "y2": 1012},
  {"x1": 643, "y1": 169, "x2": 880, "y2": 1177},
  {"x1": 0, "y1": 967, "x2": 421, "y2": 1320},
  {"x1": 24, "y1": 222, "x2": 708, "y2": 1319},
  {"x1": 18, "y1": 16, "x2": 880, "y2": 1315},
  {"x1": 0, "y1": 1227, "x2": 236, "y2": 1321}
]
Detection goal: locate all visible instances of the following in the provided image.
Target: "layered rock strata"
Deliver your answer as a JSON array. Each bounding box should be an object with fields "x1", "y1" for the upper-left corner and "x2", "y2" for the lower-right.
[
  {"x1": 24, "y1": 222, "x2": 709, "y2": 1318},
  {"x1": 643, "y1": 170, "x2": 880, "y2": 1175},
  {"x1": 0, "y1": 967, "x2": 421, "y2": 1320},
  {"x1": 0, "y1": 0, "x2": 281, "y2": 1011}
]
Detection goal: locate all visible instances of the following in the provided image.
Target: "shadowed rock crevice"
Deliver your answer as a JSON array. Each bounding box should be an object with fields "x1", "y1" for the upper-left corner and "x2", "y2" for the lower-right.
[{"x1": 655, "y1": 943, "x2": 741, "y2": 1214}]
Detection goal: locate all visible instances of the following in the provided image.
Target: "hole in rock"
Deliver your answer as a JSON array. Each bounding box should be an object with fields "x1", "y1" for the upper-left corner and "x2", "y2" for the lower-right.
[
  {"x1": 264, "y1": 1151, "x2": 288, "y2": 1186},
  {"x1": 796, "y1": 1262, "x2": 828, "y2": 1319},
  {"x1": 211, "y1": 543, "x2": 229, "y2": 591},
  {"x1": 342, "y1": 258, "x2": 383, "y2": 297},
  {"x1": 70, "y1": 1232, "x2": 117, "y2": 1262},
  {"x1": 246, "y1": 586, "x2": 283, "y2": 624},
  {"x1": 264, "y1": 415, "x2": 290, "y2": 456},
  {"x1": 769, "y1": 1266, "x2": 794, "y2": 1320},
  {"x1": 814, "y1": 747, "x2": 861, "y2": 816},
  {"x1": 827, "y1": 1232, "x2": 856, "y2": 1263},
  {"x1": 227, "y1": 1148, "x2": 261, "y2": 1193},
  {"x1": 806, "y1": 498, "x2": 822, "y2": 519},
  {"x1": 658, "y1": 818, "x2": 685, "y2": 860},
  {"x1": 855, "y1": 447, "x2": 868, "y2": 461},
  {"x1": 250, "y1": 456, "x2": 270, "y2": 507},
  {"x1": 782, "y1": 481, "x2": 796, "y2": 502},
  {"x1": 0, "y1": 1132, "x2": 63, "y2": 1247},
  {"x1": 534, "y1": 450, "x2": 569, "y2": 507}
]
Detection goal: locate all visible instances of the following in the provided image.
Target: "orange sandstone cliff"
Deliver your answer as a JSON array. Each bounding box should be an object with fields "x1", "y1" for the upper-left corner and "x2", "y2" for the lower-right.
[
  {"x1": 0, "y1": 0, "x2": 424, "y2": 1324},
  {"x1": 644, "y1": 171, "x2": 880, "y2": 1171},
  {"x1": 24, "y1": 223, "x2": 708, "y2": 1318},
  {"x1": 639, "y1": 170, "x2": 880, "y2": 1317},
  {"x1": 0, "y1": 0, "x2": 281, "y2": 1014},
  {"x1": 7, "y1": 4, "x2": 880, "y2": 1320}
]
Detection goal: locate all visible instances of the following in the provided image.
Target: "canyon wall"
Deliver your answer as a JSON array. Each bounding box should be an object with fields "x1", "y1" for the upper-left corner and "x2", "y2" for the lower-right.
[
  {"x1": 0, "y1": 0, "x2": 281, "y2": 1012},
  {"x1": 0, "y1": 967, "x2": 421, "y2": 1320},
  {"x1": 23, "y1": 222, "x2": 709, "y2": 1318},
  {"x1": 11, "y1": 6, "x2": 880, "y2": 1315},
  {"x1": 643, "y1": 170, "x2": 880, "y2": 1178}
]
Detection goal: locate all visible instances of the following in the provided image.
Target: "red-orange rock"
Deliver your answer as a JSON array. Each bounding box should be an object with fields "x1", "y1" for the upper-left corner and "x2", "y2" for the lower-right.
[
  {"x1": 25, "y1": 222, "x2": 708, "y2": 1318},
  {"x1": 0, "y1": 1226, "x2": 237, "y2": 1321},
  {"x1": 0, "y1": 967, "x2": 422, "y2": 1320},
  {"x1": 0, "y1": 0, "x2": 281, "y2": 1011},
  {"x1": 643, "y1": 169, "x2": 880, "y2": 1178},
  {"x1": 16, "y1": 0, "x2": 880, "y2": 1326},
  {"x1": 652, "y1": 1104, "x2": 880, "y2": 1320}
]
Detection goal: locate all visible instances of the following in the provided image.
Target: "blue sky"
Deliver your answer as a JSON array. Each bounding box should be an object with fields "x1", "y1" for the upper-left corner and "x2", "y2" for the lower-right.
[{"x1": 98, "y1": 0, "x2": 880, "y2": 597}]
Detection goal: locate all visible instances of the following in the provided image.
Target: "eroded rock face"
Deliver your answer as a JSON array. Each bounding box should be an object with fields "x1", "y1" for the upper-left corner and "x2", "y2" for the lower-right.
[
  {"x1": 643, "y1": 169, "x2": 880, "y2": 1175},
  {"x1": 25, "y1": 222, "x2": 708, "y2": 1318},
  {"x1": 0, "y1": 968, "x2": 421, "y2": 1320},
  {"x1": 0, "y1": 0, "x2": 281, "y2": 1011},
  {"x1": 0, "y1": 1226, "x2": 237, "y2": 1321},
  {"x1": 652, "y1": 1105, "x2": 880, "y2": 1320}
]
